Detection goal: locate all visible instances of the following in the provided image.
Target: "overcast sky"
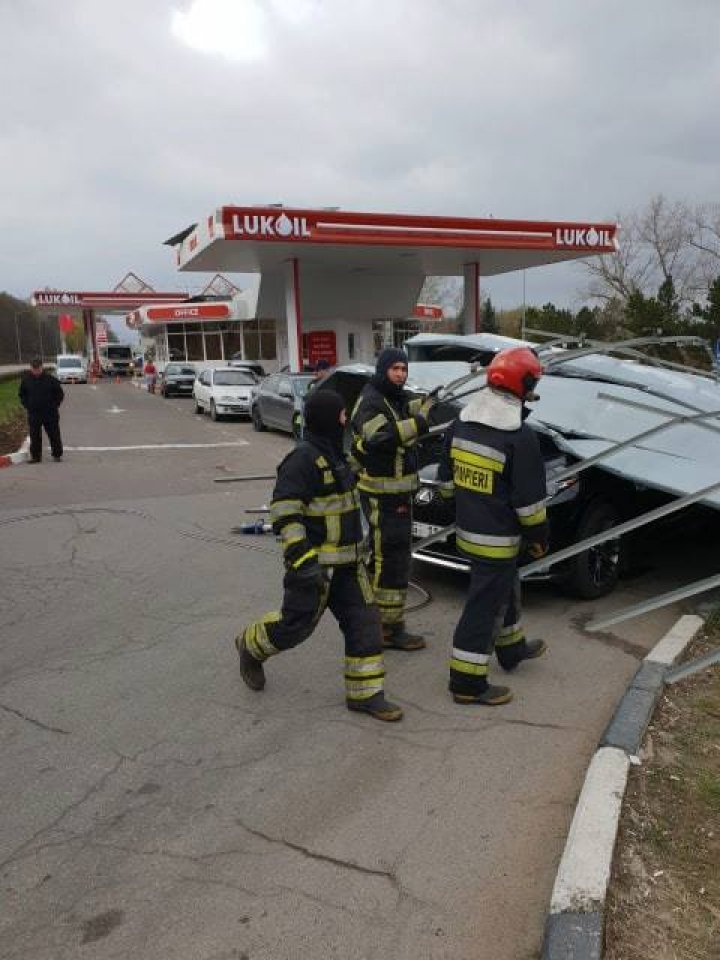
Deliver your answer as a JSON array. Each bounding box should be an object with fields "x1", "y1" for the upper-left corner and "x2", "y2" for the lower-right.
[{"x1": 3, "y1": 0, "x2": 720, "y2": 321}]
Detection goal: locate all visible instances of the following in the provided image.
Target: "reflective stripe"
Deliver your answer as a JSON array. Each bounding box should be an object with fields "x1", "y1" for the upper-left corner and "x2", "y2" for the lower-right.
[
  {"x1": 305, "y1": 491, "x2": 358, "y2": 515},
  {"x1": 318, "y1": 544, "x2": 359, "y2": 563},
  {"x1": 451, "y1": 647, "x2": 491, "y2": 665},
  {"x1": 451, "y1": 447, "x2": 504, "y2": 474},
  {"x1": 356, "y1": 564, "x2": 374, "y2": 604},
  {"x1": 452, "y1": 437, "x2": 506, "y2": 469},
  {"x1": 244, "y1": 615, "x2": 281, "y2": 661},
  {"x1": 322, "y1": 470, "x2": 334, "y2": 484},
  {"x1": 345, "y1": 654, "x2": 385, "y2": 674},
  {"x1": 345, "y1": 677, "x2": 385, "y2": 700},
  {"x1": 456, "y1": 530, "x2": 520, "y2": 559},
  {"x1": 324, "y1": 512, "x2": 341, "y2": 546},
  {"x1": 456, "y1": 528, "x2": 520, "y2": 548},
  {"x1": 449, "y1": 657, "x2": 488, "y2": 677},
  {"x1": 515, "y1": 501, "x2": 547, "y2": 526},
  {"x1": 292, "y1": 548, "x2": 318, "y2": 569},
  {"x1": 397, "y1": 418, "x2": 419, "y2": 444},
  {"x1": 361, "y1": 413, "x2": 389, "y2": 441},
  {"x1": 358, "y1": 474, "x2": 418, "y2": 494},
  {"x1": 280, "y1": 522, "x2": 306, "y2": 545},
  {"x1": 271, "y1": 498, "x2": 304, "y2": 520},
  {"x1": 496, "y1": 627, "x2": 524, "y2": 648},
  {"x1": 373, "y1": 586, "x2": 405, "y2": 608}
]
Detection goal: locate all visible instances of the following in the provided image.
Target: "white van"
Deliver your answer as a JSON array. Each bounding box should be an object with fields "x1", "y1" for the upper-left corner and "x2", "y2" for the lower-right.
[
  {"x1": 98, "y1": 344, "x2": 134, "y2": 376},
  {"x1": 55, "y1": 354, "x2": 88, "y2": 384}
]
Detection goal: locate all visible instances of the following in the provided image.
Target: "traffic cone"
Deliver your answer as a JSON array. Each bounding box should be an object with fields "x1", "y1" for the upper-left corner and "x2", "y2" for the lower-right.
[{"x1": 114, "y1": 374, "x2": 120, "y2": 384}]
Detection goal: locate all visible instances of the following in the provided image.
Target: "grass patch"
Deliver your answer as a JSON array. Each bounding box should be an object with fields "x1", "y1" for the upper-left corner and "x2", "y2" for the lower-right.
[
  {"x1": 605, "y1": 626, "x2": 720, "y2": 959},
  {"x1": 0, "y1": 377, "x2": 26, "y2": 455},
  {"x1": 0, "y1": 377, "x2": 22, "y2": 423}
]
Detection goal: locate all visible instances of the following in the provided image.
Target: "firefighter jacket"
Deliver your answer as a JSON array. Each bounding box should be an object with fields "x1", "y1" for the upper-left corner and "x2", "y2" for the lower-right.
[
  {"x1": 19, "y1": 371, "x2": 64, "y2": 413},
  {"x1": 350, "y1": 382, "x2": 427, "y2": 496},
  {"x1": 437, "y1": 388, "x2": 549, "y2": 561},
  {"x1": 270, "y1": 433, "x2": 366, "y2": 570}
]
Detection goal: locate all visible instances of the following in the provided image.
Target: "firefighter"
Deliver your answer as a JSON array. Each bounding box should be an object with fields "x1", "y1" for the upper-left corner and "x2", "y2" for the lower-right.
[
  {"x1": 235, "y1": 389, "x2": 403, "y2": 722},
  {"x1": 350, "y1": 348, "x2": 436, "y2": 650},
  {"x1": 437, "y1": 347, "x2": 549, "y2": 705}
]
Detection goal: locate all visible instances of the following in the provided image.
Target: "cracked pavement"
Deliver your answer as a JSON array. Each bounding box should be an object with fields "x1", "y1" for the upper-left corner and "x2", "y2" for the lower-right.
[{"x1": 0, "y1": 381, "x2": 704, "y2": 959}]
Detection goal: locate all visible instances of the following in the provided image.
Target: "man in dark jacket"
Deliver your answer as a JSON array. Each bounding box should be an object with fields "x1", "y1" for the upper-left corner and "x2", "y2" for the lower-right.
[
  {"x1": 236, "y1": 389, "x2": 403, "y2": 722},
  {"x1": 437, "y1": 347, "x2": 549, "y2": 706},
  {"x1": 18, "y1": 357, "x2": 64, "y2": 463},
  {"x1": 350, "y1": 348, "x2": 436, "y2": 650}
]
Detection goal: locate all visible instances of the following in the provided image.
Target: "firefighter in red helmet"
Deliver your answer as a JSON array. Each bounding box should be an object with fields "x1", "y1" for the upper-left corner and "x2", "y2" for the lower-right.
[{"x1": 436, "y1": 347, "x2": 549, "y2": 705}]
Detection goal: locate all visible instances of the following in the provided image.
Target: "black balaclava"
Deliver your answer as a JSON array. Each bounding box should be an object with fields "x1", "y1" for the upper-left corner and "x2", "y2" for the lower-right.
[
  {"x1": 371, "y1": 347, "x2": 408, "y2": 402},
  {"x1": 303, "y1": 389, "x2": 346, "y2": 456}
]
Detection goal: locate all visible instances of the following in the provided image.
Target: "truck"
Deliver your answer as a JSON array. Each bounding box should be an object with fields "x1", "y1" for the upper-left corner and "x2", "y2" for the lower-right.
[{"x1": 98, "y1": 344, "x2": 134, "y2": 377}]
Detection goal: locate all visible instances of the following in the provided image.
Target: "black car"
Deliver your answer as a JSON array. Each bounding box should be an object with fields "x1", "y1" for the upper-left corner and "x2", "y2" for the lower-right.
[
  {"x1": 159, "y1": 363, "x2": 197, "y2": 397},
  {"x1": 317, "y1": 364, "x2": 682, "y2": 600}
]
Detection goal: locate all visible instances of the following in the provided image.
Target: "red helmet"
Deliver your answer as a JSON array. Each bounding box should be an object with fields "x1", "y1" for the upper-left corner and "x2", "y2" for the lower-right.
[{"x1": 487, "y1": 347, "x2": 543, "y2": 400}]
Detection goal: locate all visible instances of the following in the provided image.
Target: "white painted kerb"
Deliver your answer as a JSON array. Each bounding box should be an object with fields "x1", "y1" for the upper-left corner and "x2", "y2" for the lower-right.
[
  {"x1": 645, "y1": 614, "x2": 705, "y2": 667},
  {"x1": 550, "y1": 746, "x2": 629, "y2": 913}
]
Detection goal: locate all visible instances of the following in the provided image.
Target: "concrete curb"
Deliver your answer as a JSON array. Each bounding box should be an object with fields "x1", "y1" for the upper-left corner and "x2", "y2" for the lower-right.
[
  {"x1": 0, "y1": 435, "x2": 30, "y2": 468},
  {"x1": 541, "y1": 613, "x2": 705, "y2": 959}
]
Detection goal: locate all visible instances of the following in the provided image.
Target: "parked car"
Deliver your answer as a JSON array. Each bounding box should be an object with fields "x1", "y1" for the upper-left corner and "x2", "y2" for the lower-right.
[
  {"x1": 250, "y1": 372, "x2": 313, "y2": 437},
  {"x1": 55, "y1": 354, "x2": 88, "y2": 384},
  {"x1": 228, "y1": 355, "x2": 266, "y2": 379},
  {"x1": 193, "y1": 367, "x2": 256, "y2": 420},
  {"x1": 158, "y1": 363, "x2": 197, "y2": 398},
  {"x1": 317, "y1": 362, "x2": 686, "y2": 600}
]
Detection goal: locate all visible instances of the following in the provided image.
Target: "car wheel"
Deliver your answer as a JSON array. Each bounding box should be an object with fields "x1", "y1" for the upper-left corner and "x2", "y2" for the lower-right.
[
  {"x1": 210, "y1": 400, "x2": 220, "y2": 421},
  {"x1": 561, "y1": 499, "x2": 622, "y2": 599},
  {"x1": 291, "y1": 412, "x2": 303, "y2": 439},
  {"x1": 194, "y1": 399, "x2": 202, "y2": 414},
  {"x1": 252, "y1": 407, "x2": 266, "y2": 432}
]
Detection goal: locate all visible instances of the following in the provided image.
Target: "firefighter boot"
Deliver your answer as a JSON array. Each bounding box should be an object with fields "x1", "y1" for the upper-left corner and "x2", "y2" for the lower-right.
[
  {"x1": 496, "y1": 638, "x2": 547, "y2": 672},
  {"x1": 452, "y1": 684, "x2": 513, "y2": 706},
  {"x1": 347, "y1": 692, "x2": 404, "y2": 722},
  {"x1": 234, "y1": 633, "x2": 266, "y2": 691},
  {"x1": 382, "y1": 623, "x2": 426, "y2": 651}
]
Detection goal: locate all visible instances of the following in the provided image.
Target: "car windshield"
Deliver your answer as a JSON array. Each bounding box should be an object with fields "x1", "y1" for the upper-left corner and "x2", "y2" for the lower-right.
[
  {"x1": 293, "y1": 376, "x2": 313, "y2": 397},
  {"x1": 166, "y1": 365, "x2": 195, "y2": 376},
  {"x1": 57, "y1": 358, "x2": 83, "y2": 368},
  {"x1": 214, "y1": 371, "x2": 255, "y2": 386},
  {"x1": 105, "y1": 346, "x2": 132, "y2": 359}
]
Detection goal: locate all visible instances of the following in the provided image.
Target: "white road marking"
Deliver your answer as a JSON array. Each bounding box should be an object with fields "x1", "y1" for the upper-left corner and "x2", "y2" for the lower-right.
[
  {"x1": 106, "y1": 405, "x2": 126, "y2": 413},
  {"x1": 64, "y1": 441, "x2": 250, "y2": 451}
]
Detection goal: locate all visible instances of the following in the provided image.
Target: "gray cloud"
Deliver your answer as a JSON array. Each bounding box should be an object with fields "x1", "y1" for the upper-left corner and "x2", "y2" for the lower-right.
[{"x1": 2, "y1": 0, "x2": 719, "y2": 310}]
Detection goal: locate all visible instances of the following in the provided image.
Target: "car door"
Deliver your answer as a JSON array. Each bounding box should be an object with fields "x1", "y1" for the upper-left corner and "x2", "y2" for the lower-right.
[
  {"x1": 195, "y1": 369, "x2": 211, "y2": 408},
  {"x1": 260, "y1": 375, "x2": 280, "y2": 426},
  {"x1": 276, "y1": 376, "x2": 295, "y2": 432}
]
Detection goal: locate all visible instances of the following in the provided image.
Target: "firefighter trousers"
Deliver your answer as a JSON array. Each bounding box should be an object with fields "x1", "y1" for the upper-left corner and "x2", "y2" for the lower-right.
[
  {"x1": 243, "y1": 563, "x2": 387, "y2": 703},
  {"x1": 449, "y1": 558, "x2": 527, "y2": 695},
  {"x1": 360, "y1": 492, "x2": 412, "y2": 627}
]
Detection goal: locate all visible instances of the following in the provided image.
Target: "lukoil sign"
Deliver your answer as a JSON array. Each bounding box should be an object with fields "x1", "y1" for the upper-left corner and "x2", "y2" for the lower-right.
[
  {"x1": 231, "y1": 212, "x2": 311, "y2": 239},
  {"x1": 34, "y1": 292, "x2": 82, "y2": 306},
  {"x1": 555, "y1": 227, "x2": 614, "y2": 248}
]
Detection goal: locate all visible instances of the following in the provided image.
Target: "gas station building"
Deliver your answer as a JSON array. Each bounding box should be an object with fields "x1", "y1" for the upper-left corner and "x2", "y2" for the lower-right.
[{"x1": 31, "y1": 208, "x2": 618, "y2": 373}]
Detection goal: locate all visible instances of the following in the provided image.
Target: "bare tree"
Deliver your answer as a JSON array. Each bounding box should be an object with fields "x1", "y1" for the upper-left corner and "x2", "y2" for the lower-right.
[
  {"x1": 691, "y1": 201, "x2": 720, "y2": 284},
  {"x1": 581, "y1": 194, "x2": 707, "y2": 309}
]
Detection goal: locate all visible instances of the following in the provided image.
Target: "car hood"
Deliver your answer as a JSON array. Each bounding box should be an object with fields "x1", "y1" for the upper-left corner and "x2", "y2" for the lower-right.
[{"x1": 212, "y1": 385, "x2": 253, "y2": 397}]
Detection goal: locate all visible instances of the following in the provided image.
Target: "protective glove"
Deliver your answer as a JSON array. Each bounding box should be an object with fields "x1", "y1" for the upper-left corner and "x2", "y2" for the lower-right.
[
  {"x1": 526, "y1": 541, "x2": 549, "y2": 560},
  {"x1": 414, "y1": 387, "x2": 441, "y2": 432}
]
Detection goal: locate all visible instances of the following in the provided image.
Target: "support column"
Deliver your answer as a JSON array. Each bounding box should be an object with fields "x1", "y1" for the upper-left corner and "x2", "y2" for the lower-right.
[
  {"x1": 463, "y1": 262, "x2": 481, "y2": 334},
  {"x1": 284, "y1": 258, "x2": 303, "y2": 372},
  {"x1": 84, "y1": 309, "x2": 99, "y2": 374}
]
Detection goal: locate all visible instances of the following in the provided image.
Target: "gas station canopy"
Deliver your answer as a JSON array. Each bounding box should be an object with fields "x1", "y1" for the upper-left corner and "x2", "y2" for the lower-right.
[{"x1": 169, "y1": 205, "x2": 618, "y2": 277}]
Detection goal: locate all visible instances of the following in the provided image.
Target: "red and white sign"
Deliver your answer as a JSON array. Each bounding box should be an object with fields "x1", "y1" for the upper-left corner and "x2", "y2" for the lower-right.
[
  {"x1": 95, "y1": 320, "x2": 108, "y2": 344},
  {"x1": 145, "y1": 303, "x2": 231, "y2": 323},
  {"x1": 306, "y1": 330, "x2": 337, "y2": 367},
  {"x1": 215, "y1": 207, "x2": 619, "y2": 253},
  {"x1": 413, "y1": 304, "x2": 444, "y2": 320}
]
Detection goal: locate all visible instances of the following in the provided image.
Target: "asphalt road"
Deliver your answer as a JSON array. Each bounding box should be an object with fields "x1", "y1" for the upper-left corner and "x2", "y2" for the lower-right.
[{"x1": 0, "y1": 380, "x2": 714, "y2": 960}]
